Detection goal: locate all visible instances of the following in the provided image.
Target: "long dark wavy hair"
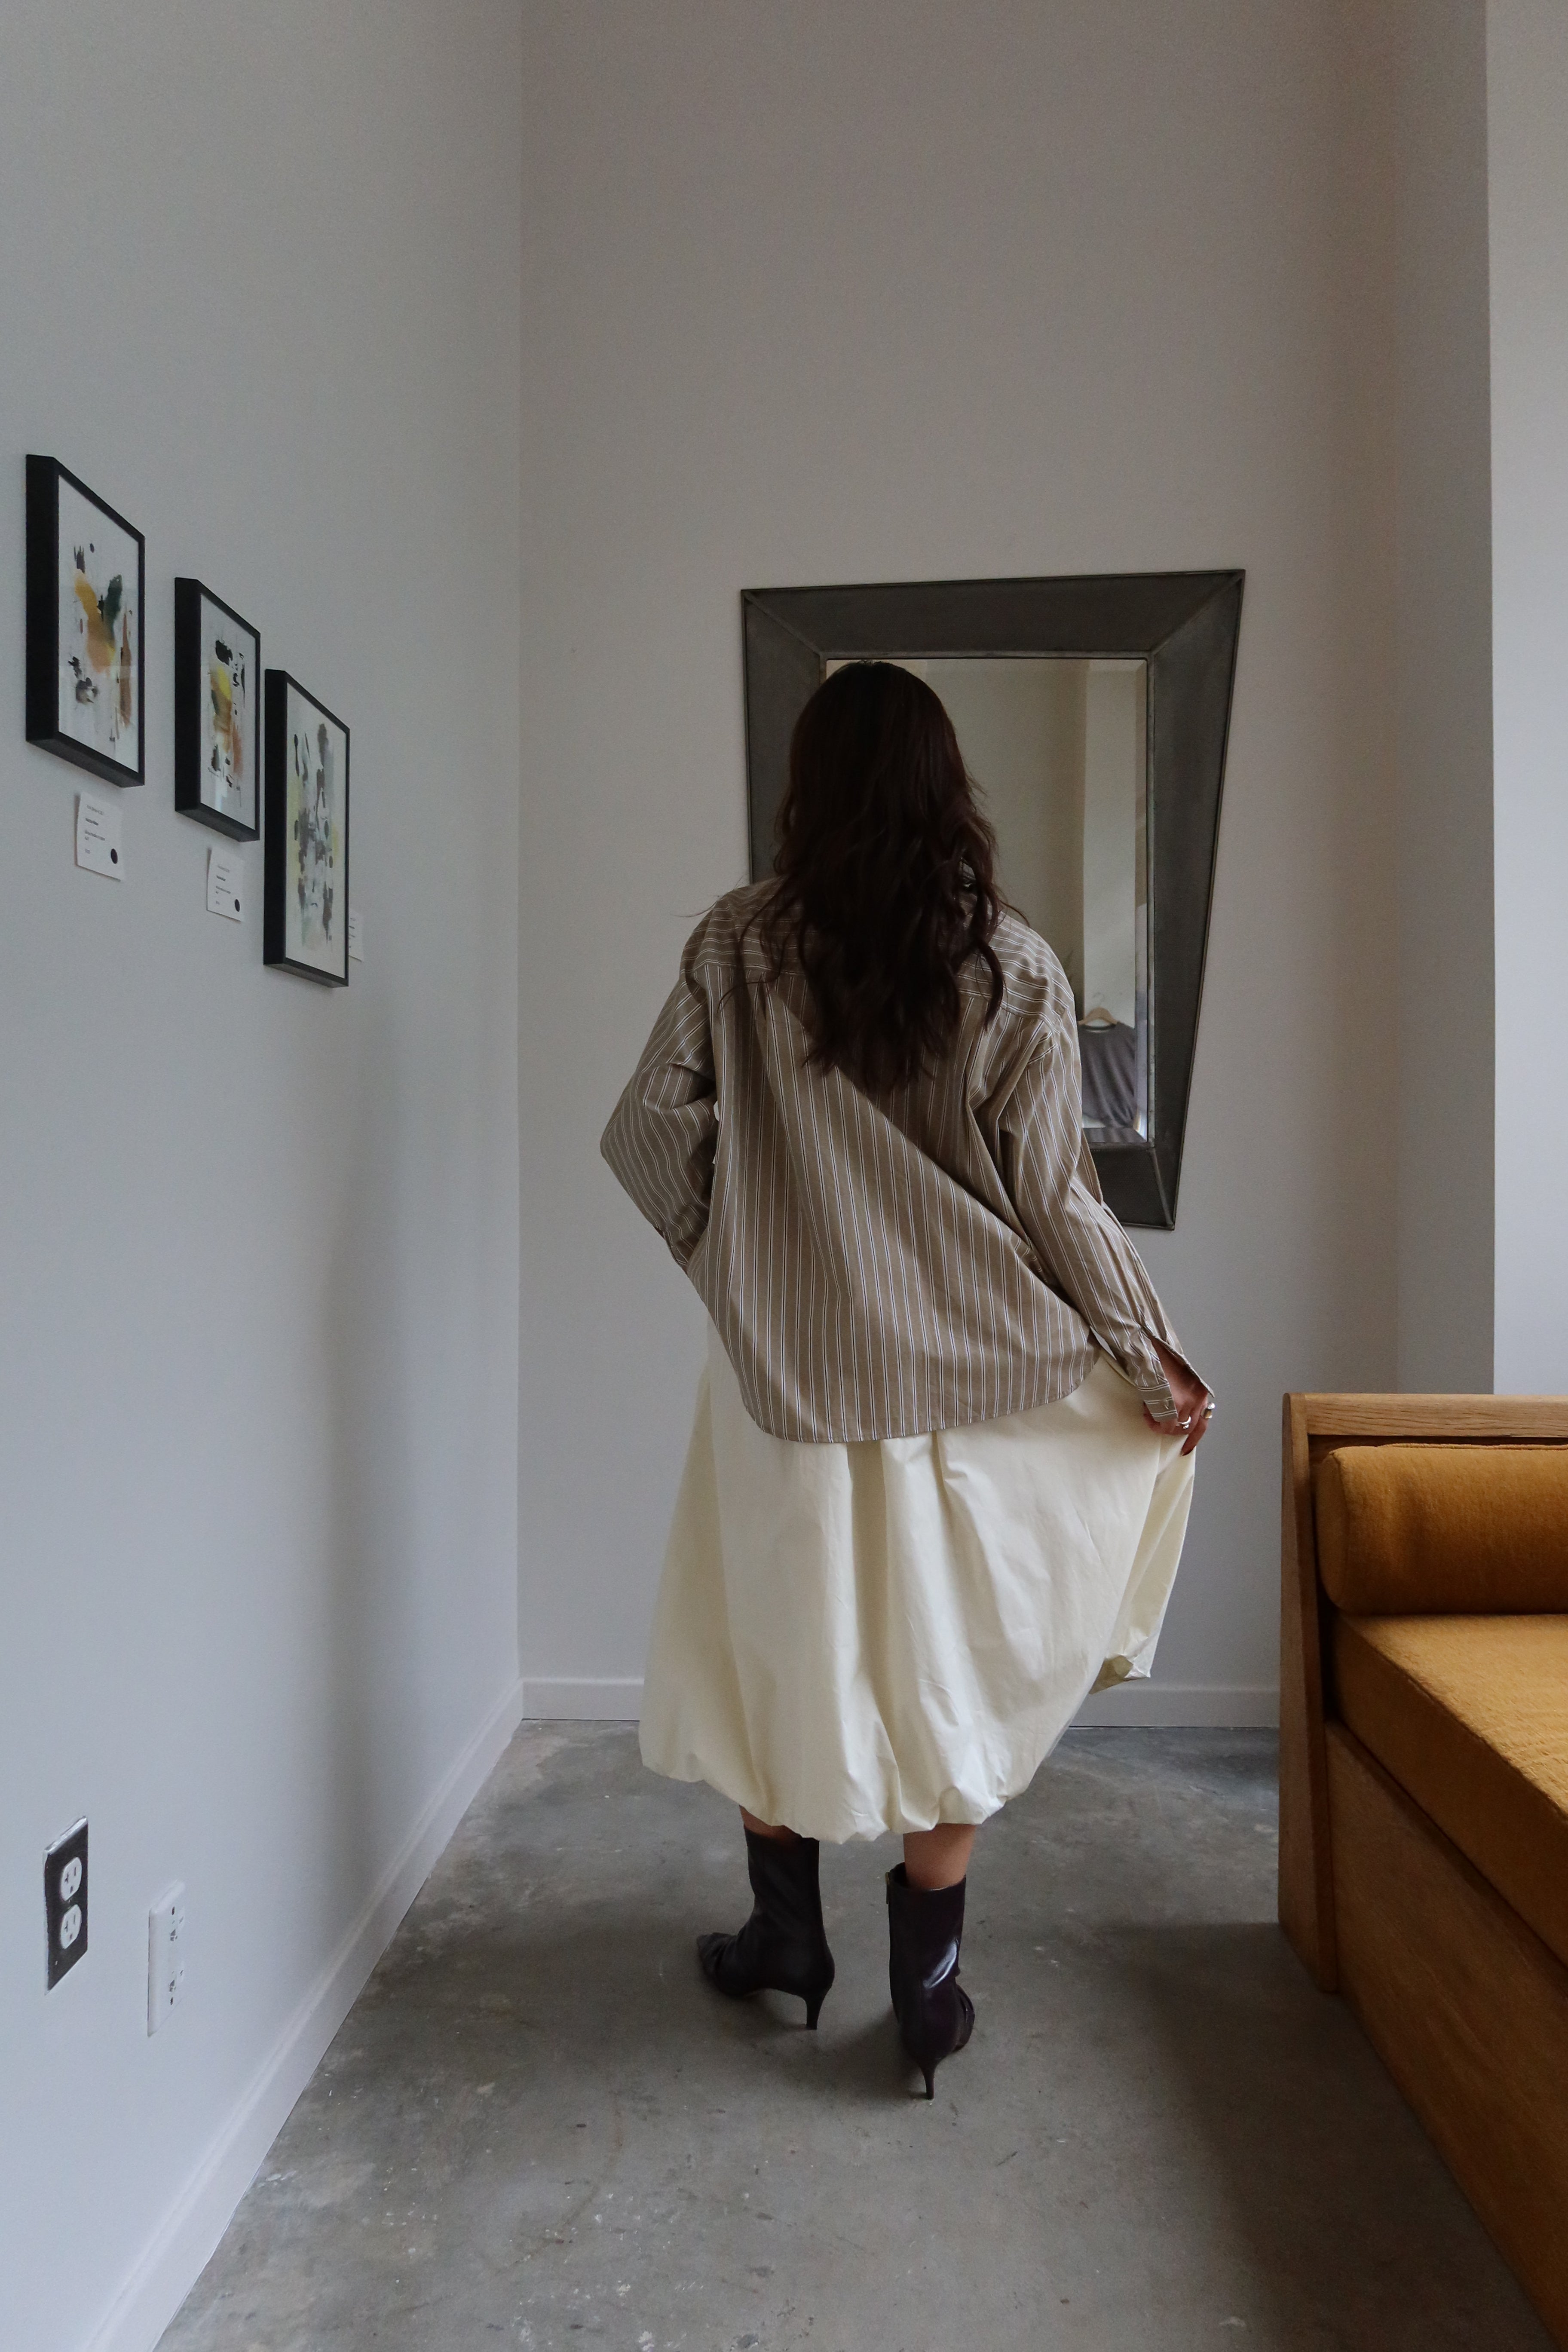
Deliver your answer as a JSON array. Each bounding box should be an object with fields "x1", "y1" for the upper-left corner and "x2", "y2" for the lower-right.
[{"x1": 756, "y1": 661, "x2": 1004, "y2": 1095}]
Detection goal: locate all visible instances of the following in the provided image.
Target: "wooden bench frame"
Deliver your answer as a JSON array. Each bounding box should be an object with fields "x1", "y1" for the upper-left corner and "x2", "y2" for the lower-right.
[{"x1": 1280, "y1": 1394, "x2": 1568, "y2": 2347}]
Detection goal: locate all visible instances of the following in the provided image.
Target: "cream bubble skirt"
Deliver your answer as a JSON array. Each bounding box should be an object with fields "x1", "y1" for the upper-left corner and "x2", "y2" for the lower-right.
[{"x1": 639, "y1": 1323, "x2": 1196, "y2": 1843}]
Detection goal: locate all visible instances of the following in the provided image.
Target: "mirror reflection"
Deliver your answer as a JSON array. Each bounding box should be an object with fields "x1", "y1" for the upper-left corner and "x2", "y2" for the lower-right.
[{"x1": 834, "y1": 657, "x2": 1150, "y2": 1143}]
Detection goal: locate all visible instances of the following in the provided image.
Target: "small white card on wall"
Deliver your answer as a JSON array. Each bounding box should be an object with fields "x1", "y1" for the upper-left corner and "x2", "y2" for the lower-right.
[
  {"x1": 76, "y1": 793, "x2": 123, "y2": 880},
  {"x1": 206, "y1": 846, "x2": 244, "y2": 922},
  {"x1": 347, "y1": 906, "x2": 364, "y2": 962}
]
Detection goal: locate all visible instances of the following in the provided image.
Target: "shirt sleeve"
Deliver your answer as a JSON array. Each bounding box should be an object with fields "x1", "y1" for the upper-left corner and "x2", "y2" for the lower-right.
[
  {"x1": 600, "y1": 927, "x2": 717, "y2": 1272},
  {"x1": 998, "y1": 1011, "x2": 1202, "y2": 1419}
]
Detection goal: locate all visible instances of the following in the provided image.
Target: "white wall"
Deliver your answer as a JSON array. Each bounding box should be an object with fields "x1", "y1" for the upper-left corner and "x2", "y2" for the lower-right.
[
  {"x1": 518, "y1": 0, "x2": 1400, "y2": 1723},
  {"x1": 0, "y1": 8, "x2": 522, "y2": 2349},
  {"x1": 1488, "y1": 0, "x2": 1568, "y2": 1389}
]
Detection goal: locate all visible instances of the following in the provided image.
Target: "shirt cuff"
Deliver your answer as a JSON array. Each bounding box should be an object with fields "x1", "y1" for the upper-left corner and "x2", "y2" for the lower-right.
[{"x1": 1121, "y1": 1326, "x2": 1206, "y2": 1423}]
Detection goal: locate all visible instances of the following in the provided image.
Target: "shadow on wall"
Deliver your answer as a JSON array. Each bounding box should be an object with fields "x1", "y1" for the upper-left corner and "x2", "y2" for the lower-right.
[
  {"x1": 1113, "y1": 1923, "x2": 1554, "y2": 2349},
  {"x1": 321, "y1": 992, "x2": 420, "y2": 1926}
]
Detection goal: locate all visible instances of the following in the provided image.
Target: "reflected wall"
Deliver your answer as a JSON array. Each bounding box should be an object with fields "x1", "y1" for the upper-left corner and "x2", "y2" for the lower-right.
[{"x1": 914, "y1": 657, "x2": 1149, "y2": 1143}]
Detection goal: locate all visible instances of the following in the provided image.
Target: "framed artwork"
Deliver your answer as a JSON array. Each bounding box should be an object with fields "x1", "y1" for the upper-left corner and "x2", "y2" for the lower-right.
[
  {"x1": 26, "y1": 455, "x2": 146, "y2": 786},
  {"x1": 174, "y1": 579, "x2": 260, "y2": 839},
  {"x1": 263, "y1": 670, "x2": 349, "y2": 985}
]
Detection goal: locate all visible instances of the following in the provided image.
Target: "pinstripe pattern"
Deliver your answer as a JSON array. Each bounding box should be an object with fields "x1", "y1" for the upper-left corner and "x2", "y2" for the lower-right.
[{"x1": 602, "y1": 883, "x2": 1187, "y2": 1444}]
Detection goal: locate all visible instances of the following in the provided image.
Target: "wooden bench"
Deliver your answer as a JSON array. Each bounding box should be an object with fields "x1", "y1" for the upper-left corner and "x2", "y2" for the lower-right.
[{"x1": 1280, "y1": 1394, "x2": 1568, "y2": 2348}]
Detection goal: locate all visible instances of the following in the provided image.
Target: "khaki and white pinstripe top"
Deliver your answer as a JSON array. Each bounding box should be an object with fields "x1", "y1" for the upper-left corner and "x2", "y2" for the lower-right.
[{"x1": 602, "y1": 882, "x2": 1189, "y2": 1445}]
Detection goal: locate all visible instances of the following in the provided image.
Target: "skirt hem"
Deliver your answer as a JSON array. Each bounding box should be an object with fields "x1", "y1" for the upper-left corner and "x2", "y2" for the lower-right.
[{"x1": 640, "y1": 1702, "x2": 1095, "y2": 1844}]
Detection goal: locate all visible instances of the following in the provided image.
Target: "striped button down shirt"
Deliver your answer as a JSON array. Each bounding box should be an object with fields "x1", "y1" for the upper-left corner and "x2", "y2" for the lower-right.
[{"x1": 602, "y1": 882, "x2": 1188, "y2": 1444}]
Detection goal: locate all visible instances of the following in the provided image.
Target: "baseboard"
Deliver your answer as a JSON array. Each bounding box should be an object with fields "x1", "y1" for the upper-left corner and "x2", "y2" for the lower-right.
[
  {"x1": 1073, "y1": 1681, "x2": 1280, "y2": 1728},
  {"x1": 521, "y1": 1675, "x2": 644, "y2": 1720},
  {"x1": 81, "y1": 1675, "x2": 526, "y2": 2352},
  {"x1": 521, "y1": 1675, "x2": 1279, "y2": 1730}
]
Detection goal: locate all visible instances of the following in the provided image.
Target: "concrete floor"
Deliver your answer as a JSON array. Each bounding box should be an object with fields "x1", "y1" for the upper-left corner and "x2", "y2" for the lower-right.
[{"x1": 159, "y1": 1725, "x2": 1551, "y2": 2352}]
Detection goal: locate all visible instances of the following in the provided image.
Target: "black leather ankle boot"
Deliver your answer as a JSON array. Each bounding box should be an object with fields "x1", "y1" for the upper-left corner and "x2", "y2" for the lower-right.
[
  {"x1": 886, "y1": 1863, "x2": 975, "y2": 2097},
  {"x1": 698, "y1": 1828, "x2": 836, "y2": 2028}
]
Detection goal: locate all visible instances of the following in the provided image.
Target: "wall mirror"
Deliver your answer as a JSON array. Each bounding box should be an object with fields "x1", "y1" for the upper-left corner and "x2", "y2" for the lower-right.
[{"x1": 741, "y1": 573, "x2": 1243, "y2": 1227}]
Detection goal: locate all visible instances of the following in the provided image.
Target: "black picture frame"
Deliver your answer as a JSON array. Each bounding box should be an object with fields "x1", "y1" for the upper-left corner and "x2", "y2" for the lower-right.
[
  {"x1": 740, "y1": 572, "x2": 1244, "y2": 1228},
  {"x1": 26, "y1": 454, "x2": 146, "y2": 787},
  {"x1": 263, "y1": 669, "x2": 350, "y2": 987},
  {"x1": 174, "y1": 578, "x2": 261, "y2": 841}
]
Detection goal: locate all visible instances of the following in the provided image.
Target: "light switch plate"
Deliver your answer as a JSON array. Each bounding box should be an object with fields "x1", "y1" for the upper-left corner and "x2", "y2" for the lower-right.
[
  {"x1": 207, "y1": 847, "x2": 244, "y2": 922},
  {"x1": 76, "y1": 794, "x2": 123, "y2": 879},
  {"x1": 148, "y1": 1883, "x2": 187, "y2": 2033}
]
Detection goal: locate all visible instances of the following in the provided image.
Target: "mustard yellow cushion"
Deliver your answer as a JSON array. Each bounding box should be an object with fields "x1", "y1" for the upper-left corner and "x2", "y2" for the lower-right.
[
  {"x1": 1333, "y1": 1614, "x2": 1568, "y2": 1971},
  {"x1": 1315, "y1": 1444, "x2": 1568, "y2": 1613}
]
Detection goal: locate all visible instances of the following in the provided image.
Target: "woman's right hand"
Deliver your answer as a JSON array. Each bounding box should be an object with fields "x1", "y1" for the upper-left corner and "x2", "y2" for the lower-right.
[{"x1": 1142, "y1": 1338, "x2": 1213, "y2": 1457}]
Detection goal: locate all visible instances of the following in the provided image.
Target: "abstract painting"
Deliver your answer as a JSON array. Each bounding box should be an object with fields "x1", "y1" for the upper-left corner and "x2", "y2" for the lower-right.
[
  {"x1": 26, "y1": 456, "x2": 145, "y2": 785},
  {"x1": 263, "y1": 670, "x2": 350, "y2": 985},
  {"x1": 175, "y1": 579, "x2": 260, "y2": 839}
]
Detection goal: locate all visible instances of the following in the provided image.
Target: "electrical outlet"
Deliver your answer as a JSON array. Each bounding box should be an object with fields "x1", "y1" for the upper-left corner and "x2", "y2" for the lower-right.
[
  {"x1": 45, "y1": 1819, "x2": 89, "y2": 1988},
  {"x1": 148, "y1": 1884, "x2": 186, "y2": 2034}
]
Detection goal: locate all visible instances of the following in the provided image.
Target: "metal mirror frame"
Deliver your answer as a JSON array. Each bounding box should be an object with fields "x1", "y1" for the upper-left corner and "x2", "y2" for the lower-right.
[{"x1": 741, "y1": 571, "x2": 1244, "y2": 1228}]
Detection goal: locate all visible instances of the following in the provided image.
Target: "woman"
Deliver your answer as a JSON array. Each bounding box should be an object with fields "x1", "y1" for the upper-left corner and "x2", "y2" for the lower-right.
[{"x1": 602, "y1": 662, "x2": 1210, "y2": 2098}]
